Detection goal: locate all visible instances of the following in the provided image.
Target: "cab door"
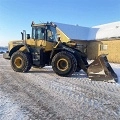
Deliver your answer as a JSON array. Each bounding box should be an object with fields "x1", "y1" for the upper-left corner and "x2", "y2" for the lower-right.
[
  {"x1": 34, "y1": 27, "x2": 46, "y2": 49},
  {"x1": 45, "y1": 26, "x2": 57, "y2": 51}
]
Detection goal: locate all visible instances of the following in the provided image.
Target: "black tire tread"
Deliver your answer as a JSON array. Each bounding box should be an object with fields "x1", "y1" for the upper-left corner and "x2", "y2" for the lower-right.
[
  {"x1": 11, "y1": 51, "x2": 32, "y2": 72},
  {"x1": 52, "y1": 51, "x2": 77, "y2": 77}
]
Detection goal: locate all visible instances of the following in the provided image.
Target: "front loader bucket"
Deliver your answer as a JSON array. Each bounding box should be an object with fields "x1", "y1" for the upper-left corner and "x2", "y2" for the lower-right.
[{"x1": 87, "y1": 54, "x2": 118, "y2": 82}]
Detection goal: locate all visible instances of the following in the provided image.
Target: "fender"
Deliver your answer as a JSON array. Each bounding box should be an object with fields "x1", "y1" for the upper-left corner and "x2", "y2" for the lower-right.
[
  {"x1": 9, "y1": 44, "x2": 31, "y2": 57},
  {"x1": 9, "y1": 45, "x2": 24, "y2": 57},
  {"x1": 19, "y1": 46, "x2": 28, "y2": 52},
  {"x1": 9, "y1": 44, "x2": 31, "y2": 58},
  {"x1": 50, "y1": 47, "x2": 76, "y2": 62}
]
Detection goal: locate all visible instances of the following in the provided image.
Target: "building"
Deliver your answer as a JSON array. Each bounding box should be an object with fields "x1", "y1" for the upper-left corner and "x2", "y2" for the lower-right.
[
  {"x1": 88, "y1": 21, "x2": 120, "y2": 63},
  {"x1": 55, "y1": 21, "x2": 120, "y2": 63}
]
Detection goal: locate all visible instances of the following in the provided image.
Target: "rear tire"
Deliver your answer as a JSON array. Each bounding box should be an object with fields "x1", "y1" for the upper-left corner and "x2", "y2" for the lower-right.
[
  {"x1": 52, "y1": 51, "x2": 77, "y2": 77},
  {"x1": 11, "y1": 51, "x2": 32, "y2": 72}
]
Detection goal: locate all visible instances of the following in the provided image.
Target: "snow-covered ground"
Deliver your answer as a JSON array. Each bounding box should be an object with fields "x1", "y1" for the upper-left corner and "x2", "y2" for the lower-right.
[{"x1": 0, "y1": 54, "x2": 120, "y2": 120}]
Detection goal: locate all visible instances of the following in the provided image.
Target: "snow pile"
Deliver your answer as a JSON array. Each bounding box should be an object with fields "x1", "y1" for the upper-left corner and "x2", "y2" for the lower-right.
[
  {"x1": 55, "y1": 21, "x2": 120, "y2": 40},
  {"x1": 92, "y1": 21, "x2": 120, "y2": 39},
  {"x1": 0, "y1": 47, "x2": 8, "y2": 54}
]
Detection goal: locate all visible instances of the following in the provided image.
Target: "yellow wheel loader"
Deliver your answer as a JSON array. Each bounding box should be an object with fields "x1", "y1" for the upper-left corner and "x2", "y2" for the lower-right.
[{"x1": 3, "y1": 22, "x2": 118, "y2": 82}]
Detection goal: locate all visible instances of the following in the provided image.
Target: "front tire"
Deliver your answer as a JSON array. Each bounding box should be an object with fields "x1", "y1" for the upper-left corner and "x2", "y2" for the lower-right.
[
  {"x1": 11, "y1": 51, "x2": 32, "y2": 72},
  {"x1": 52, "y1": 51, "x2": 77, "y2": 77}
]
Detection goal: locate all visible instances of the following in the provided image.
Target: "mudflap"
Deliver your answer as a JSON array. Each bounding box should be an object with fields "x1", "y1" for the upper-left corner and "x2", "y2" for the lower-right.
[{"x1": 87, "y1": 54, "x2": 118, "y2": 83}]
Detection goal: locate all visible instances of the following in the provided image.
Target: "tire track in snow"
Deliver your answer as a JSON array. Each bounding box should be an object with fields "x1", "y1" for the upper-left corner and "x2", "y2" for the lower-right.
[
  {"x1": 19, "y1": 69, "x2": 120, "y2": 119},
  {"x1": 0, "y1": 70, "x2": 65, "y2": 120},
  {"x1": 0, "y1": 55, "x2": 120, "y2": 119}
]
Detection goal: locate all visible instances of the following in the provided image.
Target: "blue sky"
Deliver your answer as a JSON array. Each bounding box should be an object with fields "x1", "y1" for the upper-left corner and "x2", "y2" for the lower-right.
[{"x1": 0, "y1": 0, "x2": 120, "y2": 46}]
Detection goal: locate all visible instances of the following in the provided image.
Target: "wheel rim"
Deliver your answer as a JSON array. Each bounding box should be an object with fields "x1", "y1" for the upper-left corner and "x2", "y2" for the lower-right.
[
  {"x1": 14, "y1": 57, "x2": 23, "y2": 68},
  {"x1": 57, "y1": 58, "x2": 68, "y2": 71}
]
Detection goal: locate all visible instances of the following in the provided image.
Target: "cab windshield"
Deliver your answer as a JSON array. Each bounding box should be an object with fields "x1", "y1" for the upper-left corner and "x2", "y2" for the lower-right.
[{"x1": 47, "y1": 26, "x2": 57, "y2": 42}]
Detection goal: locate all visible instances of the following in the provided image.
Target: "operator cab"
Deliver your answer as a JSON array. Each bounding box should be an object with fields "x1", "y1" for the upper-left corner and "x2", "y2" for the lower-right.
[{"x1": 31, "y1": 22, "x2": 57, "y2": 42}]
